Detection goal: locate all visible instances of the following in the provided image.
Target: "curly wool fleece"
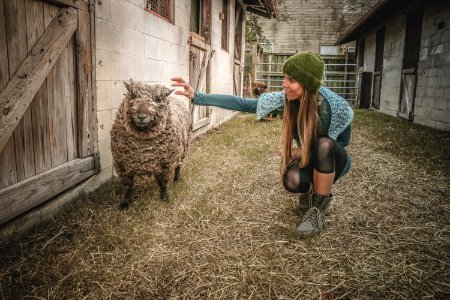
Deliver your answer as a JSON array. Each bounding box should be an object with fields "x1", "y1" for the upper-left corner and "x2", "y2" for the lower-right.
[{"x1": 110, "y1": 81, "x2": 192, "y2": 181}]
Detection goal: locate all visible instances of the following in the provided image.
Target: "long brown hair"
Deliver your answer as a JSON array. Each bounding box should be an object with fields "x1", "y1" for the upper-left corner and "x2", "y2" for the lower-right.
[{"x1": 281, "y1": 89, "x2": 319, "y2": 172}]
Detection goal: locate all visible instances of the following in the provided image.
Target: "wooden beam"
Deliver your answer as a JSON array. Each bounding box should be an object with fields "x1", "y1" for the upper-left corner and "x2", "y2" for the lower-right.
[
  {"x1": 0, "y1": 156, "x2": 95, "y2": 225},
  {"x1": 0, "y1": 7, "x2": 77, "y2": 153},
  {"x1": 40, "y1": 0, "x2": 88, "y2": 11},
  {"x1": 76, "y1": 9, "x2": 94, "y2": 158}
]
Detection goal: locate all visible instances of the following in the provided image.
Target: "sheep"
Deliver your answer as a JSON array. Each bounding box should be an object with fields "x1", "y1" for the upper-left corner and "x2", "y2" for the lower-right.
[{"x1": 110, "y1": 80, "x2": 192, "y2": 209}]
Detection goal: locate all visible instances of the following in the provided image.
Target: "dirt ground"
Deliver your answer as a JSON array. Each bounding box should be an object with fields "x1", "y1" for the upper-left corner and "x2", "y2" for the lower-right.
[{"x1": 1, "y1": 110, "x2": 449, "y2": 299}]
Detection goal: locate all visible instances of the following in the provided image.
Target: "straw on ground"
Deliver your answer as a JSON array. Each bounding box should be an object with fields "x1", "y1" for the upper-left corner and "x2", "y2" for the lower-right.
[{"x1": 0, "y1": 110, "x2": 449, "y2": 299}]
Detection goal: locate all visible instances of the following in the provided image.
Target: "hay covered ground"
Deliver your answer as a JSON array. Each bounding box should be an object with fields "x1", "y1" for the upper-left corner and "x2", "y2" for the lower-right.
[{"x1": 1, "y1": 110, "x2": 449, "y2": 299}]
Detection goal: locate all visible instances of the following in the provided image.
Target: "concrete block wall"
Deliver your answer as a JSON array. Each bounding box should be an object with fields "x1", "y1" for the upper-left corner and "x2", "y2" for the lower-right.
[
  {"x1": 379, "y1": 15, "x2": 405, "y2": 117},
  {"x1": 415, "y1": 2, "x2": 450, "y2": 131},
  {"x1": 95, "y1": 0, "x2": 243, "y2": 177}
]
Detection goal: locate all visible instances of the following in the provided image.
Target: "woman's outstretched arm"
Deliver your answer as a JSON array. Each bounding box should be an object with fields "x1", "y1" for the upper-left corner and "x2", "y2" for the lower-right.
[{"x1": 171, "y1": 77, "x2": 258, "y2": 113}]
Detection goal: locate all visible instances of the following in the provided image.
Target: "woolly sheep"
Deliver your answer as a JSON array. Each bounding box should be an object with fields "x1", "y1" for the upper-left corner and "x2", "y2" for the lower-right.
[{"x1": 110, "y1": 81, "x2": 192, "y2": 209}]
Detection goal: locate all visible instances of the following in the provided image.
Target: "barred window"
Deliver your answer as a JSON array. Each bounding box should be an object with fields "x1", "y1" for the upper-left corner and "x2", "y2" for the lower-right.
[{"x1": 145, "y1": 0, "x2": 172, "y2": 22}]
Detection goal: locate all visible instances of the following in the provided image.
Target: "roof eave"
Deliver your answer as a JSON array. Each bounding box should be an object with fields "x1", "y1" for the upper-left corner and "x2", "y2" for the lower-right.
[{"x1": 335, "y1": 0, "x2": 414, "y2": 45}]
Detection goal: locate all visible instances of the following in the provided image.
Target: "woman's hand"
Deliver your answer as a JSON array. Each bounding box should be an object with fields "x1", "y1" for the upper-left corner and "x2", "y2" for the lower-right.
[
  {"x1": 292, "y1": 147, "x2": 301, "y2": 159},
  {"x1": 171, "y1": 77, "x2": 195, "y2": 100}
]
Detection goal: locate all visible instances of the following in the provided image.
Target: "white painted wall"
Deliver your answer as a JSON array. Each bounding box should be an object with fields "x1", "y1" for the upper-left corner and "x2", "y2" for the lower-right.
[{"x1": 95, "y1": 0, "x2": 244, "y2": 178}]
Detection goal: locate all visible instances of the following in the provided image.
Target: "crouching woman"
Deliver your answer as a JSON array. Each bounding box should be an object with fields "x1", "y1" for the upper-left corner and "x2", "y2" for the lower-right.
[{"x1": 172, "y1": 52, "x2": 353, "y2": 238}]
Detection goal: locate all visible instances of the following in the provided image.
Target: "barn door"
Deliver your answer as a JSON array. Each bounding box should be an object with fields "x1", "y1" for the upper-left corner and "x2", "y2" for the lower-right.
[
  {"x1": 233, "y1": 4, "x2": 244, "y2": 96},
  {"x1": 398, "y1": 5, "x2": 423, "y2": 120},
  {"x1": 189, "y1": 0, "x2": 212, "y2": 131},
  {"x1": 372, "y1": 26, "x2": 385, "y2": 109},
  {"x1": 0, "y1": 0, "x2": 97, "y2": 225}
]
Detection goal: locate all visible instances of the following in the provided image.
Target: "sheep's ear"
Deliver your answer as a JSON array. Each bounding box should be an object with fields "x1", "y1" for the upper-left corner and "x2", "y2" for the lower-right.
[
  {"x1": 124, "y1": 81, "x2": 131, "y2": 93},
  {"x1": 166, "y1": 88, "x2": 175, "y2": 96}
]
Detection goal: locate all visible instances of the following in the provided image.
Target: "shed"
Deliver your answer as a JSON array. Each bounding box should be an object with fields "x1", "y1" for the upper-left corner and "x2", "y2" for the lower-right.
[{"x1": 336, "y1": 0, "x2": 450, "y2": 131}]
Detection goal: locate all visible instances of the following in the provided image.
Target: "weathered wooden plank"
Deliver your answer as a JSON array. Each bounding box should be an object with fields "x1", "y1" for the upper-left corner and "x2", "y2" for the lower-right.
[
  {"x1": 6, "y1": 0, "x2": 36, "y2": 181},
  {"x1": 48, "y1": 46, "x2": 69, "y2": 167},
  {"x1": 0, "y1": 156, "x2": 95, "y2": 225},
  {"x1": 27, "y1": 0, "x2": 53, "y2": 175},
  {"x1": 0, "y1": 7, "x2": 77, "y2": 154},
  {"x1": 0, "y1": 0, "x2": 18, "y2": 188},
  {"x1": 66, "y1": 36, "x2": 77, "y2": 161},
  {"x1": 190, "y1": 33, "x2": 209, "y2": 51},
  {"x1": 43, "y1": 2, "x2": 60, "y2": 28},
  {"x1": 76, "y1": 9, "x2": 94, "y2": 158},
  {"x1": 43, "y1": 3, "x2": 60, "y2": 169},
  {"x1": 89, "y1": 5, "x2": 100, "y2": 171},
  {"x1": 41, "y1": 0, "x2": 88, "y2": 11},
  {"x1": 0, "y1": 0, "x2": 9, "y2": 89}
]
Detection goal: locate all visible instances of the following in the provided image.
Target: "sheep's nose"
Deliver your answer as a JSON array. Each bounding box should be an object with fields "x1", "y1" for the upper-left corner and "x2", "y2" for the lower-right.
[{"x1": 138, "y1": 113, "x2": 148, "y2": 120}]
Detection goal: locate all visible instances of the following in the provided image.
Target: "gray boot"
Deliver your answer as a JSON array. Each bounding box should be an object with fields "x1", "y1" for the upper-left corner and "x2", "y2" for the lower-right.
[
  {"x1": 312, "y1": 192, "x2": 333, "y2": 214},
  {"x1": 298, "y1": 191, "x2": 333, "y2": 214},
  {"x1": 297, "y1": 193, "x2": 333, "y2": 238},
  {"x1": 298, "y1": 193, "x2": 310, "y2": 212},
  {"x1": 297, "y1": 207, "x2": 324, "y2": 238}
]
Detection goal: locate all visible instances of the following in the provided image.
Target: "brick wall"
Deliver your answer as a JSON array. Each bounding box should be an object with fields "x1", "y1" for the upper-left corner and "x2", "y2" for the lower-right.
[{"x1": 415, "y1": 1, "x2": 450, "y2": 131}]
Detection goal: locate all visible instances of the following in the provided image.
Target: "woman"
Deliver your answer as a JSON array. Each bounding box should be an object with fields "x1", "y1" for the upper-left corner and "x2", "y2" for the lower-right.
[{"x1": 172, "y1": 52, "x2": 353, "y2": 238}]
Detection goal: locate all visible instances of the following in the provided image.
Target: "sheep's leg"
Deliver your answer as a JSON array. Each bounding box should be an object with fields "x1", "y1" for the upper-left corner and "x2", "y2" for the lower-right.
[
  {"x1": 119, "y1": 175, "x2": 134, "y2": 210},
  {"x1": 174, "y1": 165, "x2": 181, "y2": 181},
  {"x1": 156, "y1": 175, "x2": 169, "y2": 202}
]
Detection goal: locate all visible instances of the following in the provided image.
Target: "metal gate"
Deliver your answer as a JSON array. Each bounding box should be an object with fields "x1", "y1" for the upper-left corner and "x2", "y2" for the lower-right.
[{"x1": 254, "y1": 51, "x2": 358, "y2": 106}]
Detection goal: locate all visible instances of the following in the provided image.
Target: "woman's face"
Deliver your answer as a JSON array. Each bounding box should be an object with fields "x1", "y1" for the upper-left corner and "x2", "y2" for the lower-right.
[{"x1": 283, "y1": 75, "x2": 304, "y2": 101}]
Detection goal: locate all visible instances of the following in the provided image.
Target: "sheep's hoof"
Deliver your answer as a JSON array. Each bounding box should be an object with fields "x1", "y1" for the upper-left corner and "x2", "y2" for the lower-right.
[
  {"x1": 173, "y1": 176, "x2": 180, "y2": 182},
  {"x1": 160, "y1": 194, "x2": 169, "y2": 202},
  {"x1": 119, "y1": 202, "x2": 129, "y2": 210}
]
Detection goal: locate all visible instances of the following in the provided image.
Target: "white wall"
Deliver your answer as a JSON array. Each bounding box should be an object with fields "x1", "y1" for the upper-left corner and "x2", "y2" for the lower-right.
[{"x1": 95, "y1": 0, "x2": 243, "y2": 177}]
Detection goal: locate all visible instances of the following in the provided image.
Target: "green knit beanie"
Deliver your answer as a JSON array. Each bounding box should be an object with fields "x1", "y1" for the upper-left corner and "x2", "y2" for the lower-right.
[{"x1": 283, "y1": 52, "x2": 324, "y2": 93}]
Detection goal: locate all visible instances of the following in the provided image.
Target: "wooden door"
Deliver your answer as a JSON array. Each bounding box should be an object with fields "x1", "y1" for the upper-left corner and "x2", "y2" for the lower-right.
[
  {"x1": 189, "y1": 33, "x2": 212, "y2": 130},
  {"x1": 189, "y1": 0, "x2": 212, "y2": 131},
  {"x1": 233, "y1": 4, "x2": 243, "y2": 96},
  {"x1": 0, "y1": 0, "x2": 97, "y2": 225},
  {"x1": 372, "y1": 26, "x2": 385, "y2": 109},
  {"x1": 398, "y1": 5, "x2": 423, "y2": 120}
]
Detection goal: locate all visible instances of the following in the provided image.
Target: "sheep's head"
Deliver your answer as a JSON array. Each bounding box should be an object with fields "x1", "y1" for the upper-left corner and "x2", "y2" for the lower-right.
[{"x1": 123, "y1": 81, "x2": 174, "y2": 133}]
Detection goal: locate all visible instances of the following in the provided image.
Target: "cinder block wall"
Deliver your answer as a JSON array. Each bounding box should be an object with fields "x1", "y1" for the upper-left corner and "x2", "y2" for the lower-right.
[
  {"x1": 379, "y1": 15, "x2": 405, "y2": 117},
  {"x1": 415, "y1": 2, "x2": 450, "y2": 131},
  {"x1": 94, "y1": 0, "x2": 242, "y2": 178}
]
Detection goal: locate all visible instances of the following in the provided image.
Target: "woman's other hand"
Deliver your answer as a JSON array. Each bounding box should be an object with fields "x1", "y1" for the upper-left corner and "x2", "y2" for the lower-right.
[
  {"x1": 292, "y1": 147, "x2": 302, "y2": 159},
  {"x1": 171, "y1": 77, "x2": 195, "y2": 100}
]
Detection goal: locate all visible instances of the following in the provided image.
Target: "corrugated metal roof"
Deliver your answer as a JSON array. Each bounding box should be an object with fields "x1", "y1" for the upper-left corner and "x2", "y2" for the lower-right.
[{"x1": 335, "y1": 0, "x2": 415, "y2": 45}]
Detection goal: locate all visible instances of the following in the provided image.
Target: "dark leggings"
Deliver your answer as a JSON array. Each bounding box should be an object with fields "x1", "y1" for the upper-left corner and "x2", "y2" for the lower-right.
[{"x1": 283, "y1": 137, "x2": 349, "y2": 193}]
